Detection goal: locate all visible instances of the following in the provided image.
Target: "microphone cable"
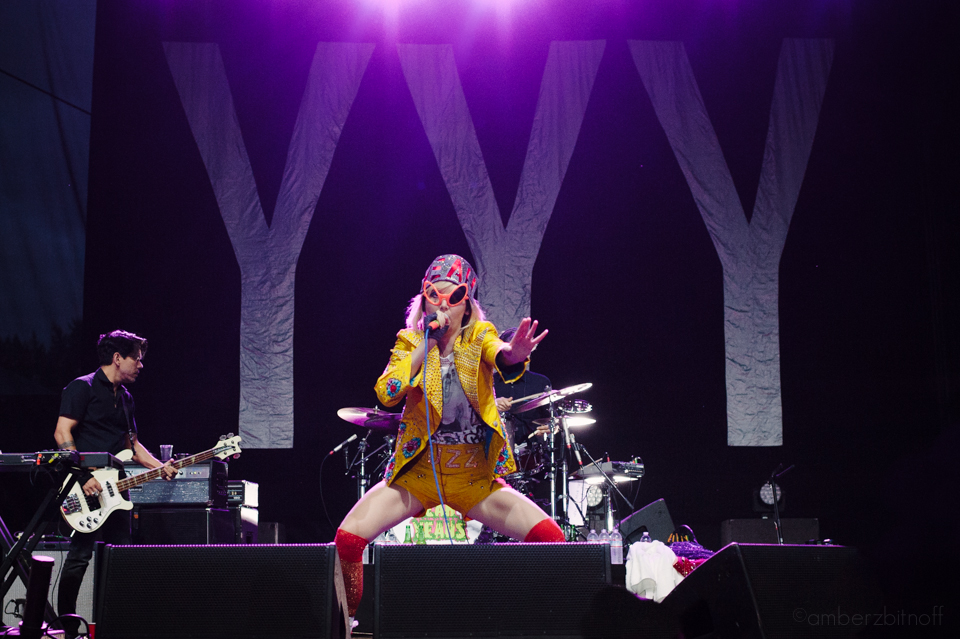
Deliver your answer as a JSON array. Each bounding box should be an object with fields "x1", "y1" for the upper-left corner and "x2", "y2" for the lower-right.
[
  {"x1": 422, "y1": 324, "x2": 456, "y2": 545},
  {"x1": 317, "y1": 450, "x2": 337, "y2": 540}
]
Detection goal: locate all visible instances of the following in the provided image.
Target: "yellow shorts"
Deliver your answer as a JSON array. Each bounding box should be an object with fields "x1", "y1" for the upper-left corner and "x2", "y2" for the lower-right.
[{"x1": 395, "y1": 443, "x2": 504, "y2": 517}]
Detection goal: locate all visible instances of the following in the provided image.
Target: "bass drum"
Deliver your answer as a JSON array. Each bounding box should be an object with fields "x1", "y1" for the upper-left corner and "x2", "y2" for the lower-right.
[
  {"x1": 512, "y1": 439, "x2": 547, "y2": 474},
  {"x1": 501, "y1": 413, "x2": 547, "y2": 499}
]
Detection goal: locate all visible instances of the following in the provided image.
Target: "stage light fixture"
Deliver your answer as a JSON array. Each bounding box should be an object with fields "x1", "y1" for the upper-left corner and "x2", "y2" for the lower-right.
[
  {"x1": 760, "y1": 481, "x2": 781, "y2": 506},
  {"x1": 585, "y1": 484, "x2": 603, "y2": 508},
  {"x1": 753, "y1": 481, "x2": 785, "y2": 512}
]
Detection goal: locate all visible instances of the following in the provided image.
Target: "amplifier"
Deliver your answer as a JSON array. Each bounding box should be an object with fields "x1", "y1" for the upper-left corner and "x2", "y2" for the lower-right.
[
  {"x1": 124, "y1": 460, "x2": 227, "y2": 508},
  {"x1": 720, "y1": 518, "x2": 820, "y2": 545},
  {"x1": 227, "y1": 480, "x2": 258, "y2": 507}
]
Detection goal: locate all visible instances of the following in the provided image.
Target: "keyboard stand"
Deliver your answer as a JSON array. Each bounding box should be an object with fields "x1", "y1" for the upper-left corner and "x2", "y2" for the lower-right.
[{"x1": 0, "y1": 467, "x2": 86, "y2": 629}]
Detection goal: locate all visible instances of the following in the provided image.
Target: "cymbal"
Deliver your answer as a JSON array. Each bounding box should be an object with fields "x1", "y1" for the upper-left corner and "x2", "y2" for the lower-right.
[
  {"x1": 337, "y1": 407, "x2": 402, "y2": 429},
  {"x1": 533, "y1": 416, "x2": 596, "y2": 428},
  {"x1": 515, "y1": 382, "x2": 592, "y2": 413}
]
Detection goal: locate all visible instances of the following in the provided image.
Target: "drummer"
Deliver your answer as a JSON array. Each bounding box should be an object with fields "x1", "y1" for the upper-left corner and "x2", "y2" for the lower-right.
[
  {"x1": 333, "y1": 254, "x2": 566, "y2": 621},
  {"x1": 494, "y1": 326, "x2": 553, "y2": 442}
]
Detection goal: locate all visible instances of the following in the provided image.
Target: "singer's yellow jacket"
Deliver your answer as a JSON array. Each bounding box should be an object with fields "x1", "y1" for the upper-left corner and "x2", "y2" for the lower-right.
[{"x1": 374, "y1": 320, "x2": 524, "y2": 486}]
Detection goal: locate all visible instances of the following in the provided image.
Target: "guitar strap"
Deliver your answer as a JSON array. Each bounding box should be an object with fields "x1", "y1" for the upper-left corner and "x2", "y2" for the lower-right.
[{"x1": 119, "y1": 389, "x2": 137, "y2": 449}]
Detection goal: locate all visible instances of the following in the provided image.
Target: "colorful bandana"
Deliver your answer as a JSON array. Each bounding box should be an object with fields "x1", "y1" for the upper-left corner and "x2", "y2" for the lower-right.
[{"x1": 423, "y1": 254, "x2": 478, "y2": 298}]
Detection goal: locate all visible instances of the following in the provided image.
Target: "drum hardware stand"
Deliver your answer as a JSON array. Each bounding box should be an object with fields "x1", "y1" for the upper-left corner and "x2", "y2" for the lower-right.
[
  {"x1": 540, "y1": 386, "x2": 561, "y2": 522},
  {"x1": 543, "y1": 394, "x2": 580, "y2": 538},
  {"x1": 346, "y1": 429, "x2": 373, "y2": 499},
  {"x1": 534, "y1": 396, "x2": 585, "y2": 538},
  {"x1": 509, "y1": 383, "x2": 593, "y2": 540},
  {"x1": 574, "y1": 444, "x2": 637, "y2": 532},
  {"x1": 346, "y1": 433, "x2": 395, "y2": 500}
]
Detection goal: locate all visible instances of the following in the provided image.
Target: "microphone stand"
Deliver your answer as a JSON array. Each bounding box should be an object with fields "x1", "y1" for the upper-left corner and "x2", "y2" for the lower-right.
[{"x1": 768, "y1": 463, "x2": 794, "y2": 545}]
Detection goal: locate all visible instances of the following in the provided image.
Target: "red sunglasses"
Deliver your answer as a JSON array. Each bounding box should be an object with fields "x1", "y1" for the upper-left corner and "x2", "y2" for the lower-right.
[{"x1": 422, "y1": 281, "x2": 469, "y2": 307}]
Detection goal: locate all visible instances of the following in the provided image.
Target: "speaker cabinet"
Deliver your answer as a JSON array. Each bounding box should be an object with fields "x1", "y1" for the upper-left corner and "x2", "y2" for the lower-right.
[
  {"x1": 0, "y1": 547, "x2": 95, "y2": 627},
  {"x1": 133, "y1": 507, "x2": 234, "y2": 544},
  {"x1": 721, "y1": 518, "x2": 820, "y2": 545},
  {"x1": 374, "y1": 543, "x2": 610, "y2": 638},
  {"x1": 230, "y1": 506, "x2": 259, "y2": 544},
  {"x1": 619, "y1": 499, "x2": 675, "y2": 543},
  {"x1": 663, "y1": 543, "x2": 881, "y2": 639},
  {"x1": 258, "y1": 521, "x2": 286, "y2": 544},
  {"x1": 94, "y1": 544, "x2": 348, "y2": 639}
]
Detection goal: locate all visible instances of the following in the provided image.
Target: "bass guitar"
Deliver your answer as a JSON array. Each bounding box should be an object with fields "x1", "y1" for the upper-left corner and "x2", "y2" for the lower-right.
[{"x1": 60, "y1": 434, "x2": 242, "y2": 533}]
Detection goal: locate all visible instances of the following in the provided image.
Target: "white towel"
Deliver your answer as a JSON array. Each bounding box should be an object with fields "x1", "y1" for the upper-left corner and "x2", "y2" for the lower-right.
[{"x1": 624, "y1": 540, "x2": 683, "y2": 602}]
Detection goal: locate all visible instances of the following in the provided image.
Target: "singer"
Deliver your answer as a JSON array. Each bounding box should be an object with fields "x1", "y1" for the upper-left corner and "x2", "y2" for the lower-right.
[{"x1": 334, "y1": 254, "x2": 565, "y2": 621}]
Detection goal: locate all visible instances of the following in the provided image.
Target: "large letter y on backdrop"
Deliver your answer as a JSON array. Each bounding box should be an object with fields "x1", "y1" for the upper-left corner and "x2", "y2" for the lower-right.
[
  {"x1": 164, "y1": 42, "x2": 373, "y2": 448},
  {"x1": 631, "y1": 39, "x2": 834, "y2": 446},
  {"x1": 398, "y1": 41, "x2": 605, "y2": 331}
]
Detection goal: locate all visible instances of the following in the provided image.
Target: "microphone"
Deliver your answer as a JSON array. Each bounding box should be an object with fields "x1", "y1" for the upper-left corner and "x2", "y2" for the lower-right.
[
  {"x1": 329, "y1": 434, "x2": 358, "y2": 455},
  {"x1": 424, "y1": 312, "x2": 445, "y2": 332},
  {"x1": 569, "y1": 432, "x2": 583, "y2": 467},
  {"x1": 560, "y1": 417, "x2": 582, "y2": 466}
]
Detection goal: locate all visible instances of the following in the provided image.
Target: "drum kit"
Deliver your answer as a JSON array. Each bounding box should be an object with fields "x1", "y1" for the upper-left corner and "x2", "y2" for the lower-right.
[{"x1": 334, "y1": 382, "x2": 643, "y2": 539}]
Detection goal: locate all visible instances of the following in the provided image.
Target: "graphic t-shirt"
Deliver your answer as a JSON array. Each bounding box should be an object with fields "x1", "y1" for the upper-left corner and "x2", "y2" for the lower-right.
[{"x1": 433, "y1": 354, "x2": 485, "y2": 444}]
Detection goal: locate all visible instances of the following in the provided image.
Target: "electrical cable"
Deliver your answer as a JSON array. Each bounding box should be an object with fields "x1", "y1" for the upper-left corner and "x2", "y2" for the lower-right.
[
  {"x1": 4, "y1": 599, "x2": 24, "y2": 617},
  {"x1": 422, "y1": 325, "x2": 456, "y2": 545},
  {"x1": 53, "y1": 614, "x2": 89, "y2": 638},
  {"x1": 317, "y1": 452, "x2": 337, "y2": 539}
]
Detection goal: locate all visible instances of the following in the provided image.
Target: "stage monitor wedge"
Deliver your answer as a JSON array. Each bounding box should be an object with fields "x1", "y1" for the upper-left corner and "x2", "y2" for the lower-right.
[
  {"x1": 374, "y1": 543, "x2": 611, "y2": 639},
  {"x1": 619, "y1": 498, "x2": 675, "y2": 543},
  {"x1": 663, "y1": 543, "x2": 882, "y2": 639},
  {"x1": 94, "y1": 544, "x2": 348, "y2": 639}
]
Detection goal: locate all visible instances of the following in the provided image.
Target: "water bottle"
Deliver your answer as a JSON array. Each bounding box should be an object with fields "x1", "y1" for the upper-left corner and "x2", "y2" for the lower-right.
[
  {"x1": 610, "y1": 529, "x2": 623, "y2": 564},
  {"x1": 640, "y1": 531, "x2": 652, "y2": 543},
  {"x1": 599, "y1": 529, "x2": 610, "y2": 544},
  {"x1": 587, "y1": 529, "x2": 599, "y2": 542}
]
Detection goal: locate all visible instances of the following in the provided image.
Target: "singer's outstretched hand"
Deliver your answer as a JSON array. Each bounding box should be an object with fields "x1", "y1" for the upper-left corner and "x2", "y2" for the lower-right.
[{"x1": 499, "y1": 317, "x2": 548, "y2": 366}]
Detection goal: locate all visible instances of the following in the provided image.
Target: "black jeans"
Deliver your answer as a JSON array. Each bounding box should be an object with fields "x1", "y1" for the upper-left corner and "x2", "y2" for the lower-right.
[{"x1": 57, "y1": 510, "x2": 131, "y2": 636}]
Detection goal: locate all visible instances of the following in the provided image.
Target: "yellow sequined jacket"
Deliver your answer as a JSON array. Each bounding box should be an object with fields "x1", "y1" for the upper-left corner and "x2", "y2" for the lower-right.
[{"x1": 374, "y1": 320, "x2": 524, "y2": 485}]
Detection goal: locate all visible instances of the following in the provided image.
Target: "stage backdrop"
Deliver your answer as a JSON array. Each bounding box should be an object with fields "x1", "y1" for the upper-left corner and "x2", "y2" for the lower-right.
[{"x1": 4, "y1": 2, "x2": 957, "y2": 614}]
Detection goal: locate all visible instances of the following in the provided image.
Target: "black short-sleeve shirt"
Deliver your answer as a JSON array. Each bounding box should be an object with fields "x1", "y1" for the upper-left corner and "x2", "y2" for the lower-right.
[{"x1": 60, "y1": 369, "x2": 137, "y2": 455}]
